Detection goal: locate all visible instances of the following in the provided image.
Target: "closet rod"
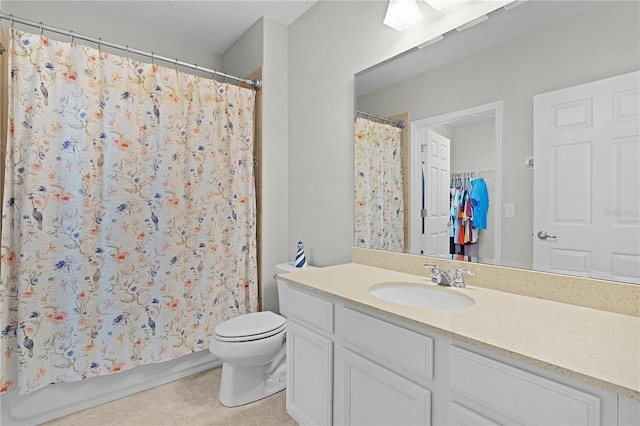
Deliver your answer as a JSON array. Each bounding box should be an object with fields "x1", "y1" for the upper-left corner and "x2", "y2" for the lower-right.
[
  {"x1": 452, "y1": 168, "x2": 495, "y2": 174},
  {"x1": 356, "y1": 110, "x2": 406, "y2": 129},
  {"x1": 0, "y1": 12, "x2": 262, "y2": 91}
]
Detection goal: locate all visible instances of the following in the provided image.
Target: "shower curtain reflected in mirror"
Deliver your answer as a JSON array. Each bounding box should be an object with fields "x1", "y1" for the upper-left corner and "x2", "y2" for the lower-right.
[
  {"x1": 353, "y1": 117, "x2": 404, "y2": 252},
  {"x1": 0, "y1": 29, "x2": 258, "y2": 395}
]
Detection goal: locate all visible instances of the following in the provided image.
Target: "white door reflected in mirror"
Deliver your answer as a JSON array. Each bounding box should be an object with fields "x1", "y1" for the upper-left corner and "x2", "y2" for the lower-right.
[
  {"x1": 533, "y1": 71, "x2": 640, "y2": 284},
  {"x1": 421, "y1": 129, "x2": 451, "y2": 256}
]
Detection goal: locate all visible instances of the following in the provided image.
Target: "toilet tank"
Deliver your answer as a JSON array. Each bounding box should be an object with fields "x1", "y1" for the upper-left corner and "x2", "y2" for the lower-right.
[{"x1": 275, "y1": 262, "x2": 316, "y2": 317}]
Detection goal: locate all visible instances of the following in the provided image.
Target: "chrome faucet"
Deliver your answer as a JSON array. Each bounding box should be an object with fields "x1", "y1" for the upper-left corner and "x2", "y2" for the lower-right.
[
  {"x1": 424, "y1": 264, "x2": 474, "y2": 287},
  {"x1": 451, "y1": 268, "x2": 475, "y2": 288},
  {"x1": 423, "y1": 264, "x2": 451, "y2": 286}
]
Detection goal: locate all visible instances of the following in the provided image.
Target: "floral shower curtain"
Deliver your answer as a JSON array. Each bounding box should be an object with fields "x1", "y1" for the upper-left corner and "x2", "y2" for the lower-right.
[
  {"x1": 0, "y1": 30, "x2": 258, "y2": 395},
  {"x1": 353, "y1": 117, "x2": 404, "y2": 251}
]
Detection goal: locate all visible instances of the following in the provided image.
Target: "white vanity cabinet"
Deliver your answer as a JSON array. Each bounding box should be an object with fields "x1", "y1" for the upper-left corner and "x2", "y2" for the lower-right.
[{"x1": 285, "y1": 284, "x2": 635, "y2": 426}]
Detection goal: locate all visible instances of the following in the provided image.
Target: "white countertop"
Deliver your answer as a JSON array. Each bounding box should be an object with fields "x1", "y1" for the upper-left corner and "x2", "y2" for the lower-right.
[{"x1": 281, "y1": 263, "x2": 640, "y2": 400}]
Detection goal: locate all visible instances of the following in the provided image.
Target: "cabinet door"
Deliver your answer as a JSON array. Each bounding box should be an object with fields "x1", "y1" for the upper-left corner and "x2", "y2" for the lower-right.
[
  {"x1": 334, "y1": 348, "x2": 431, "y2": 426},
  {"x1": 286, "y1": 321, "x2": 333, "y2": 426}
]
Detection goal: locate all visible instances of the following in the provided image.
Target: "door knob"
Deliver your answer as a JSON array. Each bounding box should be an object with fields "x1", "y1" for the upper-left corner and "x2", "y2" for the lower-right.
[{"x1": 536, "y1": 231, "x2": 557, "y2": 240}]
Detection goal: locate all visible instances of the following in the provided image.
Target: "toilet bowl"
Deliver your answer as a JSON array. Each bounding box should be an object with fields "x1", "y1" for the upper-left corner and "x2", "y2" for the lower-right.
[{"x1": 209, "y1": 262, "x2": 315, "y2": 407}]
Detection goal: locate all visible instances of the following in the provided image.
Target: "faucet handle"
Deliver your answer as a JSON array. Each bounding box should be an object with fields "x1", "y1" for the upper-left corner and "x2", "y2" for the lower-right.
[
  {"x1": 423, "y1": 263, "x2": 440, "y2": 272},
  {"x1": 452, "y1": 268, "x2": 474, "y2": 287},
  {"x1": 454, "y1": 267, "x2": 474, "y2": 277},
  {"x1": 423, "y1": 263, "x2": 441, "y2": 284}
]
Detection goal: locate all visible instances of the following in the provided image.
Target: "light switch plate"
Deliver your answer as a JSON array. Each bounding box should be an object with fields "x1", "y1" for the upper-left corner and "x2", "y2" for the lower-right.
[{"x1": 504, "y1": 203, "x2": 515, "y2": 218}]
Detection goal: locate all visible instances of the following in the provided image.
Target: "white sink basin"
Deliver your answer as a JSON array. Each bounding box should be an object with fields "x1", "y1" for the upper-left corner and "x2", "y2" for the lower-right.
[{"x1": 370, "y1": 283, "x2": 475, "y2": 310}]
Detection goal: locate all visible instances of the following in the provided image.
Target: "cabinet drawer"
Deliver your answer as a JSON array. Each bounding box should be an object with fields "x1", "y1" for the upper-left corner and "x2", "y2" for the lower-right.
[
  {"x1": 339, "y1": 307, "x2": 434, "y2": 381},
  {"x1": 450, "y1": 346, "x2": 602, "y2": 425},
  {"x1": 287, "y1": 286, "x2": 334, "y2": 334}
]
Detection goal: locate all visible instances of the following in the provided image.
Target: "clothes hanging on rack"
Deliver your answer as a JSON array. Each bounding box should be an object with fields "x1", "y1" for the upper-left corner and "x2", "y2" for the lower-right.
[
  {"x1": 449, "y1": 172, "x2": 489, "y2": 255},
  {"x1": 470, "y1": 177, "x2": 489, "y2": 229},
  {"x1": 450, "y1": 171, "x2": 478, "y2": 190}
]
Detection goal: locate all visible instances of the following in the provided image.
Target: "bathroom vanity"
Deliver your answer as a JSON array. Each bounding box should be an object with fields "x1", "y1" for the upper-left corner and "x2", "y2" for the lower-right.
[{"x1": 281, "y1": 263, "x2": 640, "y2": 426}]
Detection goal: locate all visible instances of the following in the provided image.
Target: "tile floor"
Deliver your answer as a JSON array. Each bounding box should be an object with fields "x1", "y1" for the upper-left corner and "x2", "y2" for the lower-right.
[{"x1": 42, "y1": 367, "x2": 298, "y2": 426}]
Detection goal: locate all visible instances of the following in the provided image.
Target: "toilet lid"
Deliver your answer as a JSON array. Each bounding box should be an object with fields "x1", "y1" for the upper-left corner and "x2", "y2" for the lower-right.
[{"x1": 214, "y1": 311, "x2": 286, "y2": 342}]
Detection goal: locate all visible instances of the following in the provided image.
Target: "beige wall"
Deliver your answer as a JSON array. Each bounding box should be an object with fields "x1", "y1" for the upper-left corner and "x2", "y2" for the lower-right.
[
  {"x1": 287, "y1": 0, "x2": 509, "y2": 267},
  {"x1": 258, "y1": 18, "x2": 290, "y2": 312},
  {"x1": 450, "y1": 120, "x2": 494, "y2": 173},
  {"x1": 222, "y1": 18, "x2": 264, "y2": 78}
]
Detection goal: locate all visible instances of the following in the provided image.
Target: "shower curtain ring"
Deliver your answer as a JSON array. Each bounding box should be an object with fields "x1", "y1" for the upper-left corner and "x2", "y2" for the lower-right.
[
  {"x1": 175, "y1": 58, "x2": 178, "y2": 71},
  {"x1": 8, "y1": 14, "x2": 15, "y2": 40},
  {"x1": 70, "y1": 30, "x2": 75, "y2": 44},
  {"x1": 39, "y1": 22, "x2": 44, "y2": 36},
  {"x1": 125, "y1": 45, "x2": 129, "y2": 59},
  {"x1": 151, "y1": 52, "x2": 154, "y2": 64},
  {"x1": 98, "y1": 37, "x2": 102, "y2": 52}
]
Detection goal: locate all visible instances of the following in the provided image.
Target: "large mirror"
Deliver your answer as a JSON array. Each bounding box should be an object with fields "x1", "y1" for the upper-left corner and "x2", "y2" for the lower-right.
[{"x1": 354, "y1": 0, "x2": 639, "y2": 284}]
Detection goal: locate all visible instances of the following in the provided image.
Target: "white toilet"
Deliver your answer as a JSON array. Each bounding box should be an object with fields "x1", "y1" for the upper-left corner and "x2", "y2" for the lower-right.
[{"x1": 209, "y1": 262, "x2": 315, "y2": 407}]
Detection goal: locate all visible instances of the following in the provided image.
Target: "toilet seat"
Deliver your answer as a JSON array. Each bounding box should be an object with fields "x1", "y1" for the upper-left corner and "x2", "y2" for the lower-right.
[{"x1": 214, "y1": 311, "x2": 286, "y2": 342}]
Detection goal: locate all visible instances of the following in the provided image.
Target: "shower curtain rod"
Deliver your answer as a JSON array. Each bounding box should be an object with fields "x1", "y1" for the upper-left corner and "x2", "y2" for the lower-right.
[
  {"x1": 0, "y1": 12, "x2": 262, "y2": 91},
  {"x1": 356, "y1": 110, "x2": 406, "y2": 129}
]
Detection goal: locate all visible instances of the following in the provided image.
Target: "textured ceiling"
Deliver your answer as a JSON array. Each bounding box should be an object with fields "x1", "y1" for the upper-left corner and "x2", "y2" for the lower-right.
[{"x1": 59, "y1": 1, "x2": 318, "y2": 55}]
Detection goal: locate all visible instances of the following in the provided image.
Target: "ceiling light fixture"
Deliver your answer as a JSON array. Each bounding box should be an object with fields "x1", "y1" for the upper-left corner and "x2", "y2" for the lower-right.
[
  {"x1": 423, "y1": 0, "x2": 460, "y2": 11},
  {"x1": 383, "y1": 0, "x2": 423, "y2": 31}
]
